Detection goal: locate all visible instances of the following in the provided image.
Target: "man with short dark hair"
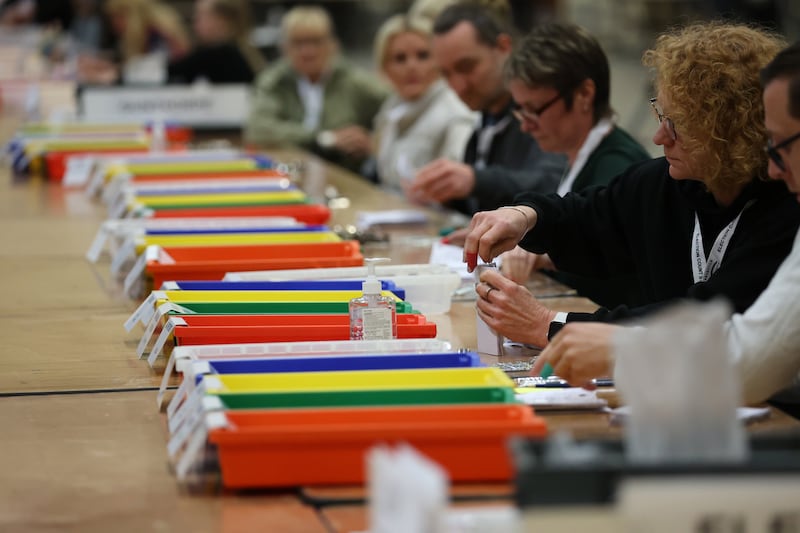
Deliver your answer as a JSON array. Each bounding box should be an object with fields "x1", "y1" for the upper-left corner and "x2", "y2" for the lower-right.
[{"x1": 410, "y1": 2, "x2": 565, "y2": 214}]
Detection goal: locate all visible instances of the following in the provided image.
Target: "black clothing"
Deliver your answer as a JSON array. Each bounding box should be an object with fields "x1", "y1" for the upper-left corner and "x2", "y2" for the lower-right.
[
  {"x1": 168, "y1": 43, "x2": 255, "y2": 84},
  {"x1": 517, "y1": 157, "x2": 800, "y2": 322},
  {"x1": 448, "y1": 104, "x2": 566, "y2": 215}
]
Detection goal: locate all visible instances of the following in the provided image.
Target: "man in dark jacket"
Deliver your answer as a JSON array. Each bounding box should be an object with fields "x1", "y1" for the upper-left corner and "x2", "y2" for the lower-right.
[{"x1": 410, "y1": 2, "x2": 565, "y2": 214}]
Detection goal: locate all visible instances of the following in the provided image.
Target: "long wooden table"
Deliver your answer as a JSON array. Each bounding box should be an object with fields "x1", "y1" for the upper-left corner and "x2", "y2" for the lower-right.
[{"x1": 1, "y1": 123, "x2": 796, "y2": 532}]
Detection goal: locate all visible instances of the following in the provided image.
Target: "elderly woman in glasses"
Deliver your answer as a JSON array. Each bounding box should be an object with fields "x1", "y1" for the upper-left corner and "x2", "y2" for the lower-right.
[
  {"x1": 463, "y1": 22, "x2": 800, "y2": 350},
  {"x1": 498, "y1": 23, "x2": 651, "y2": 306}
]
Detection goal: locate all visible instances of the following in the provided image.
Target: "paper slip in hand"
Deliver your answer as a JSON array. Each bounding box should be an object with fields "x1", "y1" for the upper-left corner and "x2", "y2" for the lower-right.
[
  {"x1": 609, "y1": 405, "x2": 771, "y2": 426},
  {"x1": 514, "y1": 387, "x2": 608, "y2": 411}
]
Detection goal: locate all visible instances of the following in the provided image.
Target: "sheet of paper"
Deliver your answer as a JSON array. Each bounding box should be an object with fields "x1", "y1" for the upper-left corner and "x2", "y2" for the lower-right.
[
  {"x1": 514, "y1": 387, "x2": 608, "y2": 410},
  {"x1": 609, "y1": 405, "x2": 771, "y2": 426},
  {"x1": 356, "y1": 209, "x2": 428, "y2": 230}
]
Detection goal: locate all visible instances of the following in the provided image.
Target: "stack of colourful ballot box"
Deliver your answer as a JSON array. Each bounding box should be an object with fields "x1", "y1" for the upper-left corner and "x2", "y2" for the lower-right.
[
  {"x1": 6, "y1": 122, "x2": 192, "y2": 180},
  {"x1": 81, "y1": 155, "x2": 353, "y2": 295},
  {"x1": 60, "y1": 138, "x2": 549, "y2": 490},
  {"x1": 123, "y1": 269, "x2": 545, "y2": 488}
]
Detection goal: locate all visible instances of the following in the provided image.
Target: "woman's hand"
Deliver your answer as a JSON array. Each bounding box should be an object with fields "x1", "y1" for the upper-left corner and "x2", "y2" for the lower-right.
[
  {"x1": 475, "y1": 269, "x2": 555, "y2": 347},
  {"x1": 531, "y1": 322, "x2": 619, "y2": 388},
  {"x1": 463, "y1": 206, "x2": 536, "y2": 271}
]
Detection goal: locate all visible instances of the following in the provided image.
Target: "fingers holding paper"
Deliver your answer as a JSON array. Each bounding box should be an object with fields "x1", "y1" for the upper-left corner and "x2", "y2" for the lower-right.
[
  {"x1": 475, "y1": 269, "x2": 555, "y2": 347},
  {"x1": 531, "y1": 322, "x2": 619, "y2": 388},
  {"x1": 463, "y1": 206, "x2": 535, "y2": 271}
]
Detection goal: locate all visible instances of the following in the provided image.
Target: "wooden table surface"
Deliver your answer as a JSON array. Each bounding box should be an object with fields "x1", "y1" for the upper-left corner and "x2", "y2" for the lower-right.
[{"x1": 1, "y1": 121, "x2": 796, "y2": 533}]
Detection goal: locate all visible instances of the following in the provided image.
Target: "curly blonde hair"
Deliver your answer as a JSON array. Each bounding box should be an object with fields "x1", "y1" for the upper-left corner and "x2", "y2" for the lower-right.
[{"x1": 643, "y1": 22, "x2": 785, "y2": 193}]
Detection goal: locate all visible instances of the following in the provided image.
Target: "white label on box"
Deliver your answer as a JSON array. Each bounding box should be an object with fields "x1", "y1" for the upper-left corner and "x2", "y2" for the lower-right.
[
  {"x1": 619, "y1": 476, "x2": 800, "y2": 533},
  {"x1": 123, "y1": 290, "x2": 164, "y2": 332},
  {"x1": 110, "y1": 237, "x2": 136, "y2": 276},
  {"x1": 147, "y1": 316, "x2": 185, "y2": 367},
  {"x1": 85, "y1": 225, "x2": 109, "y2": 263},
  {"x1": 163, "y1": 369, "x2": 190, "y2": 416},
  {"x1": 86, "y1": 163, "x2": 107, "y2": 197},
  {"x1": 136, "y1": 308, "x2": 162, "y2": 359},
  {"x1": 108, "y1": 191, "x2": 129, "y2": 219},
  {"x1": 123, "y1": 252, "x2": 147, "y2": 298},
  {"x1": 168, "y1": 378, "x2": 205, "y2": 434},
  {"x1": 62, "y1": 156, "x2": 95, "y2": 187}
]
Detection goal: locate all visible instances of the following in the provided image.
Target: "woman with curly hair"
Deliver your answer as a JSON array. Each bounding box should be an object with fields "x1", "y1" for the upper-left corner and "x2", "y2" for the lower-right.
[{"x1": 461, "y1": 22, "x2": 800, "y2": 349}]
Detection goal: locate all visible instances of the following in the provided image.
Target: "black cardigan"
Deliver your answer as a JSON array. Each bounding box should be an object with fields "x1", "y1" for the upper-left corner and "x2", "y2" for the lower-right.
[{"x1": 516, "y1": 157, "x2": 800, "y2": 322}]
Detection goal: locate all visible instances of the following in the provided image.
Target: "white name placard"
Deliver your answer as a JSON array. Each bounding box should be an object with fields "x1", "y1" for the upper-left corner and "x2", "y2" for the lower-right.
[{"x1": 79, "y1": 84, "x2": 251, "y2": 127}]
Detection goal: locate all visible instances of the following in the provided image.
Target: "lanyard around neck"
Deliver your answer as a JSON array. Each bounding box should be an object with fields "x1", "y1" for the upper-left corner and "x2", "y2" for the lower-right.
[
  {"x1": 557, "y1": 118, "x2": 614, "y2": 196},
  {"x1": 691, "y1": 200, "x2": 755, "y2": 283}
]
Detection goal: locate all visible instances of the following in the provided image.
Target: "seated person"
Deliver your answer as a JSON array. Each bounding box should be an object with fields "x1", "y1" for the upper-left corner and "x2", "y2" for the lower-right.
[
  {"x1": 408, "y1": 2, "x2": 566, "y2": 214},
  {"x1": 499, "y1": 23, "x2": 652, "y2": 307},
  {"x1": 371, "y1": 14, "x2": 476, "y2": 192},
  {"x1": 531, "y1": 41, "x2": 800, "y2": 412},
  {"x1": 244, "y1": 5, "x2": 388, "y2": 173},
  {"x1": 79, "y1": 0, "x2": 190, "y2": 84},
  {"x1": 168, "y1": 0, "x2": 265, "y2": 84},
  {"x1": 463, "y1": 23, "x2": 799, "y2": 348}
]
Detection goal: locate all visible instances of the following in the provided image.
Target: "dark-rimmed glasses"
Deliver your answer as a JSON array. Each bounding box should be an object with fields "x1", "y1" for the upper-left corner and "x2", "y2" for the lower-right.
[
  {"x1": 649, "y1": 97, "x2": 677, "y2": 141},
  {"x1": 512, "y1": 93, "x2": 562, "y2": 123},
  {"x1": 767, "y1": 131, "x2": 800, "y2": 172}
]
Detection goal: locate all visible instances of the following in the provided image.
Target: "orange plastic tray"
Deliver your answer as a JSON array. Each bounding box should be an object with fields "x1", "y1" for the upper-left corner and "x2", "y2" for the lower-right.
[
  {"x1": 149, "y1": 203, "x2": 331, "y2": 224},
  {"x1": 172, "y1": 313, "x2": 436, "y2": 344},
  {"x1": 208, "y1": 404, "x2": 547, "y2": 487},
  {"x1": 147, "y1": 241, "x2": 362, "y2": 287}
]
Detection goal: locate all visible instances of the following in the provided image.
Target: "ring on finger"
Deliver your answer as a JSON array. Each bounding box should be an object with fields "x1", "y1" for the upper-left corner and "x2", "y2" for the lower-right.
[{"x1": 485, "y1": 286, "x2": 496, "y2": 301}]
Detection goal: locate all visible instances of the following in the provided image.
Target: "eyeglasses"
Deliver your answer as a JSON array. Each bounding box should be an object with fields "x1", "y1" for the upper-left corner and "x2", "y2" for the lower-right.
[
  {"x1": 649, "y1": 97, "x2": 677, "y2": 141},
  {"x1": 766, "y1": 131, "x2": 800, "y2": 172},
  {"x1": 512, "y1": 93, "x2": 562, "y2": 123}
]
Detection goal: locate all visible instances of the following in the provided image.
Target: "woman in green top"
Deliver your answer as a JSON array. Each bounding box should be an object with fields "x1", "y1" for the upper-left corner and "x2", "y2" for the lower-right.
[{"x1": 500, "y1": 23, "x2": 651, "y2": 305}]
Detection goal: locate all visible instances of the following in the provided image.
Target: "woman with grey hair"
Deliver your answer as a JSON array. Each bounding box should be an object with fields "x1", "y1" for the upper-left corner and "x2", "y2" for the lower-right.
[{"x1": 371, "y1": 14, "x2": 476, "y2": 193}]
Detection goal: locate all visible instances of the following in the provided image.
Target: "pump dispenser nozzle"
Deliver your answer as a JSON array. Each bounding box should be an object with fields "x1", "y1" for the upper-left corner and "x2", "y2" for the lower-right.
[{"x1": 362, "y1": 257, "x2": 389, "y2": 295}]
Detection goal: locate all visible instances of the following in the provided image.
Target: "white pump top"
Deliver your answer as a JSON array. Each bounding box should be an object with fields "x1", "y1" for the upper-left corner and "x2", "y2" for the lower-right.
[{"x1": 362, "y1": 258, "x2": 390, "y2": 295}]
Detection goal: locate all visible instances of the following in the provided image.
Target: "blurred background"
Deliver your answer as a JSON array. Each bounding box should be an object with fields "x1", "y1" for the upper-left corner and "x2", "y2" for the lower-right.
[{"x1": 2, "y1": 0, "x2": 798, "y2": 154}]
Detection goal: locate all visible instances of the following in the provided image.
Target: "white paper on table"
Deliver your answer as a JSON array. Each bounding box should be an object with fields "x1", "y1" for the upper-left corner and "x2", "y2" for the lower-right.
[
  {"x1": 609, "y1": 405, "x2": 771, "y2": 426},
  {"x1": 356, "y1": 209, "x2": 428, "y2": 231},
  {"x1": 429, "y1": 240, "x2": 470, "y2": 281},
  {"x1": 514, "y1": 387, "x2": 608, "y2": 411}
]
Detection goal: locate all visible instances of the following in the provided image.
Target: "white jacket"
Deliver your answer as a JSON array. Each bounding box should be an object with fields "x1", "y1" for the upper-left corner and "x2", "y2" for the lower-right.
[
  {"x1": 373, "y1": 79, "x2": 477, "y2": 189},
  {"x1": 728, "y1": 227, "x2": 800, "y2": 404}
]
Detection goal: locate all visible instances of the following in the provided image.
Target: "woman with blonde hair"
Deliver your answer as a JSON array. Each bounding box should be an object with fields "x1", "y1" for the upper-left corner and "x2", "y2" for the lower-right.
[
  {"x1": 168, "y1": 0, "x2": 266, "y2": 83},
  {"x1": 105, "y1": 0, "x2": 190, "y2": 62},
  {"x1": 462, "y1": 22, "x2": 800, "y2": 349},
  {"x1": 371, "y1": 14, "x2": 476, "y2": 191}
]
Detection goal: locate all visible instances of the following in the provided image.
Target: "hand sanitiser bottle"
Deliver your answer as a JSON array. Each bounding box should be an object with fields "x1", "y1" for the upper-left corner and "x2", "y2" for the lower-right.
[{"x1": 349, "y1": 258, "x2": 397, "y2": 340}]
